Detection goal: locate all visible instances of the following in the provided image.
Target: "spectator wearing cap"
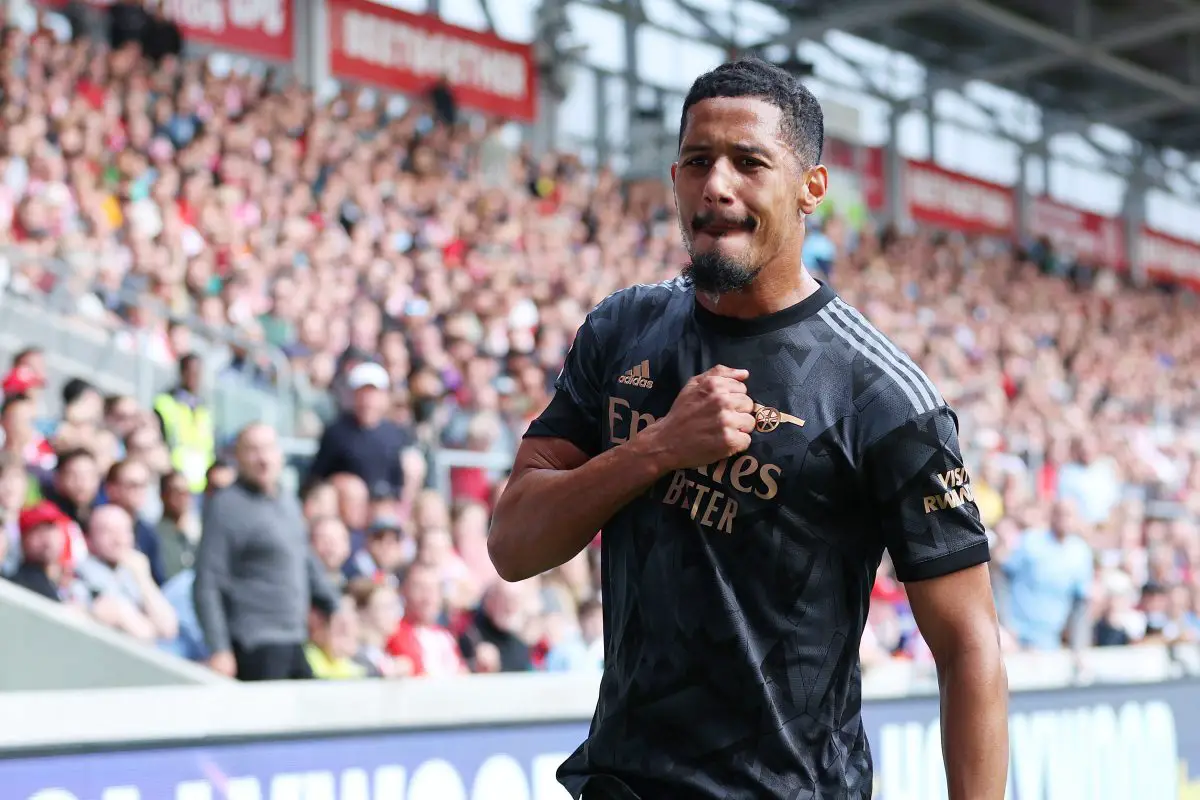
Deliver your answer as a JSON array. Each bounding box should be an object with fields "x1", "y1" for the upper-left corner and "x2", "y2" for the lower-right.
[
  {"x1": 2, "y1": 393, "x2": 55, "y2": 475},
  {"x1": 343, "y1": 515, "x2": 410, "y2": 587},
  {"x1": 2, "y1": 365, "x2": 43, "y2": 404},
  {"x1": 0, "y1": 453, "x2": 29, "y2": 575},
  {"x1": 100, "y1": 459, "x2": 166, "y2": 586},
  {"x1": 6, "y1": 501, "x2": 84, "y2": 604},
  {"x1": 155, "y1": 469, "x2": 199, "y2": 582},
  {"x1": 7, "y1": 348, "x2": 44, "y2": 387},
  {"x1": 153, "y1": 353, "x2": 215, "y2": 495},
  {"x1": 386, "y1": 562, "x2": 465, "y2": 678},
  {"x1": 75, "y1": 505, "x2": 178, "y2": 643},
  {"x1": 458, "y1": 581, "x2": 534, "y2": 674},
  {"x1": 308, "y1": 362, "x2": 419, "y2": 504},
  {"x1": 193, "y1": 422, "x2": 338, "y2": 681}
]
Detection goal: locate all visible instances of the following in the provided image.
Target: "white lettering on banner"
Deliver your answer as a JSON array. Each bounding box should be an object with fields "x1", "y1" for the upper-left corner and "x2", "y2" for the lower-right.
[
  {"x1": 879, "y1": 701, "x2": 1178, "y2": 800},
  {"x1": 474, "y1": 755, "x2": 532, "y2": 800},
  {"x1": 1139, "y1": 231, "x2": 1200, "y2": 280},
  {"x1": 341, "y1": 10, "x2": 528, "y2": 100},
  {"x1": 906, "y1": 165, "x2": 1013, "y2": 231},
  {"x1": 23, "y1": 754, "x2": 575, "y2": 800},
  {"x1": 410, "y1": 759, "x2": 467, "y2": 800},
  {"x1": 229, "y1": 0, "x2": 285, "y2": 35},
  {"x1": 162, "y1": 0, "x2": 285, "y2": 36},
  {"x1": 1029, "y1": 200, "x2": 1121, "y2": 265}
]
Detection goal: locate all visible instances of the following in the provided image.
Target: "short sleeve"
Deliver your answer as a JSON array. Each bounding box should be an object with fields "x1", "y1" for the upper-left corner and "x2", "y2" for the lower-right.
[
  {"x1": 523, "y1": 314, "x2": 607, "y2": 457},
  {"x1": 863, "y1": 406, "x2": 990, "y2": 583}
]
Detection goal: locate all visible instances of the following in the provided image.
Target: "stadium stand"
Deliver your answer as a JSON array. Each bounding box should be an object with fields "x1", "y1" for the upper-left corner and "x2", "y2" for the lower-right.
[{"x1": 2, "y1": 10, "x2": 1200, "y2": 691}]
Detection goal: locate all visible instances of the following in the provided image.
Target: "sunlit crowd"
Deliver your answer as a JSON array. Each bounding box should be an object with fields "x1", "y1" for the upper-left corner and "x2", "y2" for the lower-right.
[{"x1": 0, "y1": 22, "x2": 1198, "y2": 681}]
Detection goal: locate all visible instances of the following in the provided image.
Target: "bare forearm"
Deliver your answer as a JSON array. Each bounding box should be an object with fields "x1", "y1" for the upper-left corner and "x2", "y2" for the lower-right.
[
  {"x1": 489, "y1": 439, "x2": 668, "y2": 582},
  {"x1": 940, "y1": 642, "x2": 1009, "y2": 800}
]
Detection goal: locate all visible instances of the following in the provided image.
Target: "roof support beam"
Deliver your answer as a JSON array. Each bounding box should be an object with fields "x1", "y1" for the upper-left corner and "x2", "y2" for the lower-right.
[
  {"x1": 745, "y1": 0, "x2": 951, "y2": 52},
  {"x1": 1100, "y1": 97, "x2": 1191, "y2": 128},
  {"x1": 953, "y1": 0, "x2": 1200, "y2": 107},
  {"x1": 673, "y1": 0, "x2": 733, "y2": 47},
  {"x1": 970, "y1": 11, "x2": 1200, "y2": 84}
]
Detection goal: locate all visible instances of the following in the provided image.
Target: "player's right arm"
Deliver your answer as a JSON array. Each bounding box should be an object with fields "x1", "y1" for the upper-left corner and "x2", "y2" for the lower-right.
[{"x1": 489, "y1": 310, "x2": 755, "y2": 583}]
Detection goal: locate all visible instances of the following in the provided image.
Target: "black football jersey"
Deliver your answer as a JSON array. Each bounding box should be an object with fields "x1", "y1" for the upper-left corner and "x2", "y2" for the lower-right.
[{"x1": 525, "y1": 278, "x2": 989, "y2": 800}]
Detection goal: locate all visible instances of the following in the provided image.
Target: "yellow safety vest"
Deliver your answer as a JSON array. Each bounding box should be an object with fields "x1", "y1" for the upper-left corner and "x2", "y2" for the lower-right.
[{"x1": 154, "y1": 393, "x2": 215, "y2": 494}]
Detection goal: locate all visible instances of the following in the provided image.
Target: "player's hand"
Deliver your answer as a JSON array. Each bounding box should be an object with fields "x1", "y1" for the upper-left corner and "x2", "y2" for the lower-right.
[{"x1": 649, "y1": 365, "x2": 756, "y2": 470}]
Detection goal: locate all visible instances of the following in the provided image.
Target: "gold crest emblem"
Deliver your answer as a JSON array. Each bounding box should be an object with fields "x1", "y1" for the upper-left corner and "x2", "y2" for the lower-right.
[{"x1": 752, "y1": 403, "x2": 805, "y2": 433}]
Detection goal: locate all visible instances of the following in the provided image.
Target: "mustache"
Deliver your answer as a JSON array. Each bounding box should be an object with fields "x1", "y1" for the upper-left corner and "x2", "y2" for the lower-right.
[{"x1": 691, "y1": 213, "x2": 756, "y2": 233}]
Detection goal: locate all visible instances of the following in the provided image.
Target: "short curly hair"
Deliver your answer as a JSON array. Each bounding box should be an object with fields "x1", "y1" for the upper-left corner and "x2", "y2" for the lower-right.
[{"x1": 679, "y1": 56, "x2": 824, "y2": 168}]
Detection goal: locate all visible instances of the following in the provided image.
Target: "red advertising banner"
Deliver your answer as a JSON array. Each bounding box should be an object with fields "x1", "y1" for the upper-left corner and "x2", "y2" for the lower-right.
[
  {"x1": 327, "y1": 0, "x2": 538, "y2": 122},
  {"x1": 1138, "y1": 228, "x2": 1200, "y2": 290},
  {"x1": 903, "y1": 160, "x2": 1016, "y2": 237},
  {"x1": 1028, "y1": 196, "x2": 1126, "y2": 270},
  {"x1": 823, "y1": 139, "x2": 886, "y2": 212},
  {"x1": 44, "y1": 0, "x2": 293, "y2": 60}
]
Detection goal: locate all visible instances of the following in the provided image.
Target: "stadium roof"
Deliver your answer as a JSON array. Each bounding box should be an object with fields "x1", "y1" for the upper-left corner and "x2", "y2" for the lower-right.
[{"x1": 758, "y1": 0, "x2": 1200, "y2": 155}]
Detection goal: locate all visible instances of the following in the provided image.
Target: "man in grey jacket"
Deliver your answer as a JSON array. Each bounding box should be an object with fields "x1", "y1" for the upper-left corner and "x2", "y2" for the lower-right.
[{"x1": 193, "y1": 422, "x2": 337, "y2": 681}]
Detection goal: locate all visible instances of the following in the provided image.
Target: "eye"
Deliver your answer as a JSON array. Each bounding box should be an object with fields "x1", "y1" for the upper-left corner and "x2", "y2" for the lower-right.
[
  {"x1": 684, "y1": 157, "x2": 710, "y2": 168},
  {"x1": 740, "y1": 158, "x2": 764, "y2": 169}
]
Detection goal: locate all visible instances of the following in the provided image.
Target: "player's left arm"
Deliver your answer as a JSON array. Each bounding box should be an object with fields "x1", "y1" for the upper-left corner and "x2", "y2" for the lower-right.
[{"x1": 864, "y1": 405, "x2": 1009, "y2": 800}]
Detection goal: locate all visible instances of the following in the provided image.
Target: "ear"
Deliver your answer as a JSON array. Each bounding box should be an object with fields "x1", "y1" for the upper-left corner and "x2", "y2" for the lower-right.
[
  {"x1": 670, "y1": 161, "x2": 678, "y2": 185},
  {"x1": 798, "y1": 164, "x2": 829, "y2": 216}
]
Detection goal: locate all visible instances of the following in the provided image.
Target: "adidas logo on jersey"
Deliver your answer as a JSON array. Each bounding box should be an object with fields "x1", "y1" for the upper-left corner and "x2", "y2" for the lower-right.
[{"x1": 618, "y1": 360, "x2": 654, "y2": 389}]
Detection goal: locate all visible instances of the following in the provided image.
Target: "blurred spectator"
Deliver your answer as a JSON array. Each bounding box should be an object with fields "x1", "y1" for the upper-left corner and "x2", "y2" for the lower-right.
[
  {"x1": 458, "y1": 581, "x2": 533, "y2": 673},
  {"x1": 153, "y1": 353, "x2": 214, "y2": 495},
  {"x1": 155, "y1": 469, "x2": 199, "y2": 581},
  {"x1": 101, "y1": 458, "x2": 166, "y2": 585},
  {"x1": 2, "y1": 393, "x2": 55, "y2": 473},
  {"x1": 343, "y1": 514, "x2": 409, "y2": 587},
  {"x1": 310, "y1": 515, "x2": 351, "y2": 592},
  {"x1": 544, "y1": 597, "x2": 604, "y2": 673},
  {"x1": 0, "y1": 452, "x2": 28, "y2": 575},
  {"x1": 75, "y1": 504, "x2": 178, "y2": 642},
  {"x1": 6, "y1": 501, "x2": 82, "y2": 604},
  {"x1": 43, "y1": 448, "x2": 100, "y2": 531},
  {"x1": 305, "y1": 600, "x2": 367, "y2": 680},
  {"x1": 61, "y1": 378, "x2": 103, "y2": 427},
  {"x1": 204, "y1": 460, "x2": 236, "y2": 496},
  {"x1": 349, "y1": 580, "x2": 409, "y2": 678},
  {"x1": 3, "y1": 367, "x2": 44, "y2": 405},
  {"x1": 308, "y1": 362, "x2": 417, "y2": 502},
  {"x1": 386, "y1": 562, "x2": 465, "y2": 677},
  {"x1": 193, "y1": 423, "x2": 337, "y2": 681},
  {"x1": 1003, "y1": 500, "x2": 1094, "y2": 650}
]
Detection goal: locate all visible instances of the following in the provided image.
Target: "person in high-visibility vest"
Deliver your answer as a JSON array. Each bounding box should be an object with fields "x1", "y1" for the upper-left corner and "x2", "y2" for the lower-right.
[{"x1": 153, "y1": 353, "x2": 215, "y2": 495}]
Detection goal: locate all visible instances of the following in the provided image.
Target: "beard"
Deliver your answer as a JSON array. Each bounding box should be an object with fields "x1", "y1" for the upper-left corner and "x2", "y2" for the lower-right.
[{"x1": 682, "y1": 249, "x2": 762, "y2": 294}]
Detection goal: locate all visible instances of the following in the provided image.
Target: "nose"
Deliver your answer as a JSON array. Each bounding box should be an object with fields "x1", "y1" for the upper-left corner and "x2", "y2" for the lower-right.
[{"x1": 701, "y1": 160, "x2": 736, "y2": 207}]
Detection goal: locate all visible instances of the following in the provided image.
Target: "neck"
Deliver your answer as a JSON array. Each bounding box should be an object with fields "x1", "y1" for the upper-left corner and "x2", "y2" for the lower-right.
[{"x1": 694, "y1": 263, "x2": 820, "y2": 319}]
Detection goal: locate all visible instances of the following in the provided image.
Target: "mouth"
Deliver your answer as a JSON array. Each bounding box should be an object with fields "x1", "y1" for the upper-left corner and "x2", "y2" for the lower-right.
[{"x1": 692, "y1": 216, "x2": 756, "y2": 239}]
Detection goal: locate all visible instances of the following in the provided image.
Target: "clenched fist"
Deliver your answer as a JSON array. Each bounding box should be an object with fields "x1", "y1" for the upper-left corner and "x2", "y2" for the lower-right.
[{"x1": 647, "y1": 365, "x2": 756, "y2": 470}]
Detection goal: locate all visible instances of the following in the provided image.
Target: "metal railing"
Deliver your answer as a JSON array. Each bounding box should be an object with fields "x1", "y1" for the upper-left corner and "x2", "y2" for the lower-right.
[{"x1": 0, "y1": 248, "x2": 306, "y2": 441}]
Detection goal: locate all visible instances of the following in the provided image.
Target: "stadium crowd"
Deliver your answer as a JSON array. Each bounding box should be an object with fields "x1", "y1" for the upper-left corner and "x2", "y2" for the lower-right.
[{"x1": 1, "y1": 21, "x2": 1199, "y2": 680}]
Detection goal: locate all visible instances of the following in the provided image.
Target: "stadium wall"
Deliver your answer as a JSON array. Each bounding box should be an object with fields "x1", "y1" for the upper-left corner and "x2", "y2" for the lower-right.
[
  {"x1": 0, "y1": 580, "x2": 224, "y2": 691},
  {"x1": 1, "y1": 648, "x2": 1198, "y2": 799}
]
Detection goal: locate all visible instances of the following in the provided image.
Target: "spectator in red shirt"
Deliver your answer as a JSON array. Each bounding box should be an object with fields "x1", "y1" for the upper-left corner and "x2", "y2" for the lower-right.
[{"x1": 386, "y1": 562, "x2": 464, "y2": 677}]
